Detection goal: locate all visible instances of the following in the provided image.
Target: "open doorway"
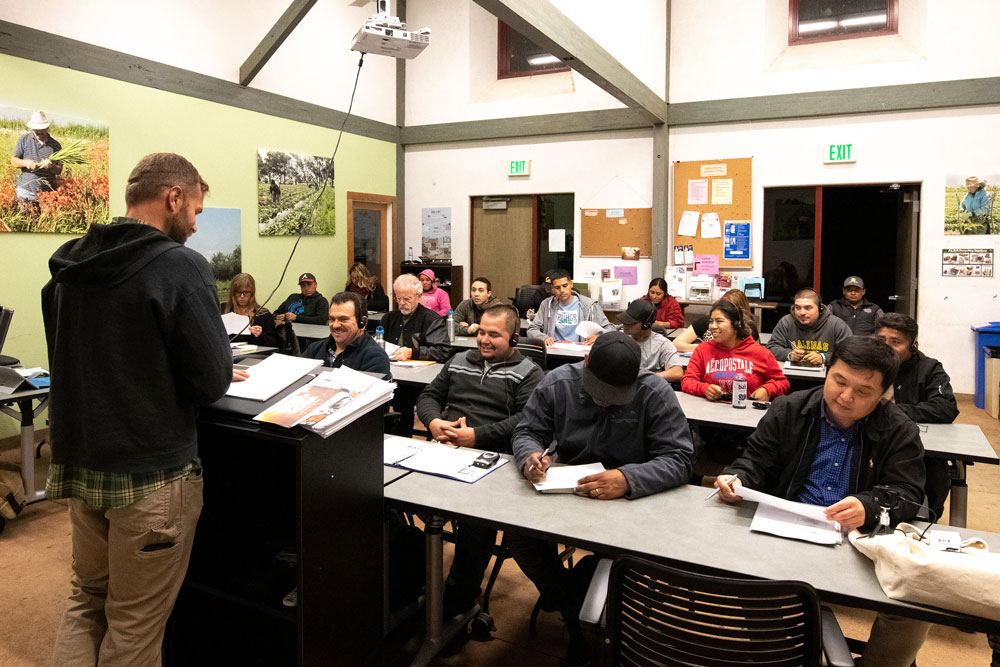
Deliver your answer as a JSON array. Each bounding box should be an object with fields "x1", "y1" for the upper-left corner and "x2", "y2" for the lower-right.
[
  {"x1": 346, "y1": 192, "x2": 394, "y2": 290},
  {"x1": 761, "y1": 183, "x2": 920, "y2": 331}
]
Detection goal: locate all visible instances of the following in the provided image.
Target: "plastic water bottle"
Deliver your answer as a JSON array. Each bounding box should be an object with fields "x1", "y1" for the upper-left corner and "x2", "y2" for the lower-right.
[
  {"x1": 732, "y1": 372, "x2": 747, "y2": 409},
  {"x1": 407, "y1": 246, "x2": 414, "y2": 262},
  {"x1": 446, "y1": 309, "x2": 455, "y2": 342},
  {"x1": 375, "y1": 325, "x2": 385, "y2": 349}
]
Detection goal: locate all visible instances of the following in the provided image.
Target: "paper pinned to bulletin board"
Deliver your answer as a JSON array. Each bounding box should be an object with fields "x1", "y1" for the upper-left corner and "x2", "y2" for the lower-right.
[{"x1": 672, "y1": 158, "x2": 752, "y2": 268}]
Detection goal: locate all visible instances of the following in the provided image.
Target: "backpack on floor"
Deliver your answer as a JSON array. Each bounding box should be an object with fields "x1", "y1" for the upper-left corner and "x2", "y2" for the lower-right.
[{"x1": 0, "y1": 461, "x2": 26, "y2": 524}]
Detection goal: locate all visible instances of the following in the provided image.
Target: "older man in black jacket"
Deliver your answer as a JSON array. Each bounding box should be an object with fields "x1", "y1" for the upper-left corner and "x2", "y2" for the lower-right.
[{"x1": 714, "y1": 336, "x2": 928, "y2": 667}]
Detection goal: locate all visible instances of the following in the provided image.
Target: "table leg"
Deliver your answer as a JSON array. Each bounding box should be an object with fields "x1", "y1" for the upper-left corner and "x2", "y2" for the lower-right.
[
  {"x1": 17, "y1": 398, "x2": 45, "y2": 504},
  {"x1": 948, "y1": 460, "x2": 967, "y2": 529}
]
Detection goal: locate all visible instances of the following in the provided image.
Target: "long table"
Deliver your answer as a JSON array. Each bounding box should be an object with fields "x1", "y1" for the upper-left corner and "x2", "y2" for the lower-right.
[{"x1": 385, "y1": 456, "x2": 1000, "y2": 666}]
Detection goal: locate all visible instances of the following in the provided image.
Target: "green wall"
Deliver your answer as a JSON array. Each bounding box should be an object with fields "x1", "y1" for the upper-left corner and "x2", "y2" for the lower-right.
[{"x1": 0, "y1": 54, "x2": 396, "y2": 438}]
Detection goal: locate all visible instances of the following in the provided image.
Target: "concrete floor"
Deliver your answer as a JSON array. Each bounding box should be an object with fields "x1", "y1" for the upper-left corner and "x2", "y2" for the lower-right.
[{"x1": 2, "y1": 394, "x2": 997, "y2": 666}]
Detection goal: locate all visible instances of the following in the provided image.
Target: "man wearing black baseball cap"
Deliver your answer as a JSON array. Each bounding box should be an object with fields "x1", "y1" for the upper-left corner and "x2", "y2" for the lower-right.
[
  {"x1": 618, "y1": 298, "x2": 684, "y2": 381},
  {"x1": 509, "y1": 331, "x2": 694, "y2": 665},
  {"x1": 274, "y1": 272, "x2": 330, "y2": 326}
]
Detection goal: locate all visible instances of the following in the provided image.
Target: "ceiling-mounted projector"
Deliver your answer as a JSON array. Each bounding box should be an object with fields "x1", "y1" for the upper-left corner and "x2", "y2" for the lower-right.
[{"x1": 351, "y1": 0, "x2": 430, "y2": 59}]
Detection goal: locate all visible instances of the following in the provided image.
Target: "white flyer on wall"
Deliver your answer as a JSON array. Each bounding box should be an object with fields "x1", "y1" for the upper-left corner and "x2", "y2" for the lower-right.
[{"x1": 421, "y1": 207, "x2": 452, "y2": 260}]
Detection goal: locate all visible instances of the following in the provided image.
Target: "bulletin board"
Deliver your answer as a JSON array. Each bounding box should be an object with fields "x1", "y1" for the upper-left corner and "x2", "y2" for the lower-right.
[
  {"x1": 580, "y1": 207, "x2": 652, "y2": 257},
  {"x1": 672, "y1": 157, "x2": 753, "y2": 268}
]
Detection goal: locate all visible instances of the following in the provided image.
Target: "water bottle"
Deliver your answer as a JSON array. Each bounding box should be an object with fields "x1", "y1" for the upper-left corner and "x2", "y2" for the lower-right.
[
  {"x1": 732, "y1": 372, "x2": 747, "y2": 409},
  {"x1": 446, "y1": 309, "x2": 455, "y2": 342},
  {"x1": 407, "y1": 246, "x2": 414, "y2": 262},
  {"x1": 375, "y1": 325, "x2": 385, "y2": 349}
]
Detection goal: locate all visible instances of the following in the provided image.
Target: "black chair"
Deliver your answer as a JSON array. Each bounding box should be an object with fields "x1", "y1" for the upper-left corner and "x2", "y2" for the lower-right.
[
  {"x1": 512, "y1": 285, "x2": 545, "y2": 318},
  {"x1": 516, "y1": 339, "x2": 547, "y2": 371},
  {"x1": 580, "y1": 555, "x2": 854, "y2": 667}
]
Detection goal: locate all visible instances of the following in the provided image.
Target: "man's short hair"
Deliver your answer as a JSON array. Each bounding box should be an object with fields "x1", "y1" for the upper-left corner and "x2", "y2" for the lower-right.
[
  {"x1": 471, "y1": 276, "x2": 492, "y2": 291},
  {"x1": 550, "y1": 269, "x2": 571, "y2": 284},
  {"x1": 793, "y1": 288, "x2": 821, "y2": 306},
  {"x1": 125, "y1": 153, "x2": 209, "y2": 207},
  {"x1": 828, "y1": 336, "x2": 900, "y2": 391},
  {"x1": 330, "y1": 291, "x2": 366, "y2": 325},
  {"x1": 393, "y1": 273, "x2": 422, "y2": 295},
  {"x1": 482, "y1": 304, "x2": 519, "y2": 336},
  {"x1": 876, "y1": 312, "x2": 918, "y2": 344}
]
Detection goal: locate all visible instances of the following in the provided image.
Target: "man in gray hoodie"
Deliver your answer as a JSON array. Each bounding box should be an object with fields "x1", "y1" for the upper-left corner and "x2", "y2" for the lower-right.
[
  {"x1": 766, "y1": 288, "x2": 851, "y2": 366},
  {"x1": 526, "y1": 269, "x2": 614, "y2": 346}
]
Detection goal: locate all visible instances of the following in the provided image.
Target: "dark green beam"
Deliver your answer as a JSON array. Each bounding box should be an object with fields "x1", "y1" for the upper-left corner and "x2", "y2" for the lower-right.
[
  {"x1": 239, "y1": 0, "x2": 319, "y2": 86},
  {"x1": 402, "y1": 109, "x2": 651, "y2": 146}
]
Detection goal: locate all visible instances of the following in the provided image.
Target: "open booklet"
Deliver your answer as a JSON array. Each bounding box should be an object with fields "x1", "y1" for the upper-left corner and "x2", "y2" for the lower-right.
[
  {"x1": 734, "y1": 486, "x2": 842, "y2": 546},
  {"x1": 254, "y1": 365, "x2": 394, "y2": 438},
  {"x1": 383, "y1": 435, "x2": 508, "y2": 484},
  {"x1": 532, "y1": 462, "x2": 606, "y2": 493}
]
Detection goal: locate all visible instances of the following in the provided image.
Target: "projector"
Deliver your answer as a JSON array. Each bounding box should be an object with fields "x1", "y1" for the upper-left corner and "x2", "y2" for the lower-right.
[{"x1": 351, "y1": 3, "x2": 430, "y2": 60}]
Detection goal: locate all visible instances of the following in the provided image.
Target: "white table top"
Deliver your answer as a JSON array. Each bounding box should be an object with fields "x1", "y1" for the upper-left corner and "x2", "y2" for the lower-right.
[
  {"x1": 675, "y1": 390, "x2": 766, "y2": 429},
  {"x1": 919, "y1": 422, "x2": 999, "y2": 464},
  {"x1": 389, "y1": 362, "x2": 443, "y2": 385}
]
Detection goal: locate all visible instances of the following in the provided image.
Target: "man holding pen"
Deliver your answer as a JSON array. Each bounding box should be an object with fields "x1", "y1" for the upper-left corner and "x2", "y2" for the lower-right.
[
  {"x1": 510, "y1": 332, "x2": 694, "y2": 665},
  {"x1": 713, "y1": 336, "x2": 928, "y2": 667}
]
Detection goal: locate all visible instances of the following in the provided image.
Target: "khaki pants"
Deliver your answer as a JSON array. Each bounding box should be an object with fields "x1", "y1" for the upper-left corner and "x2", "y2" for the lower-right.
[
  {"x1": 860, "y1": 612, "x2": 932, "y2": 667},
  {"x1": 50, "y1": 472, "x2": 204, "y2": 667}
]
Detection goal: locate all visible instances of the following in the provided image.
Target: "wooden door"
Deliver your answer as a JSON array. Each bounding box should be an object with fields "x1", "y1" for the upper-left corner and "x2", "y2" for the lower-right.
[
  {"x1": 347, "y1": 192, "x2": 393, "y2": 289},
  {"x1": 471, "y1": 196, "x2": 536, "y2": 307}
]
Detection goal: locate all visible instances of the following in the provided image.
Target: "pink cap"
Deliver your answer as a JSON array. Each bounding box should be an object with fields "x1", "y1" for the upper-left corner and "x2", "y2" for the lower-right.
[{"x1": 419, "y1": 269, "x2": 436, "y2": 280}]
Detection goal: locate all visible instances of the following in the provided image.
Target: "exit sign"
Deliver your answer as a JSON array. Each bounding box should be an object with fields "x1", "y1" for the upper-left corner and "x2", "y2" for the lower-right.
[
  {"x1": 825, "y1": 143, "x2": 857, "y2": 164},
  {"x1": 508, "y1": 159, "x2": 531, "y2": 177}
]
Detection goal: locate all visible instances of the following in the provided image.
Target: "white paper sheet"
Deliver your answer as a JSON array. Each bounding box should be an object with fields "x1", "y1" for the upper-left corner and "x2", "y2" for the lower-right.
[
  {"x1": 687, "y1": 179, "x2": 708, "y2": 205},
  {"x1": 548, "y1": 228, "x2": 566, "y2": 252},
  {"x1": 700, "y1": 212, "x2": 722, "y2": 239},
  {"x1": 384, "y1": 435, "x2": 425, "y2": 465},
  {"x1": 384, "y1": 341, "x2": 400, "y2": 356},
  {"x1": 221, "y1": 312, "x2": 252, "y2": 336},
  {"x1": 735, "y1": 487, "x2": 833, "y2": 523},
  {"x1": 575, "y1": 321, "x2": 605, "y2": 338},
  {"x1": 677, "y1": 210, "x2": 700, "y2": 237},
  {"x1": 684, "y1": 246, "x2": 695, "y2": 264},
  {"x1": 395, "y1": 442, "x2": 509, "y2": 483},
  {"x1": 225, "y1": 354, "x2": 322, "y2": 401},
  {"x1": 533, "y1": 462, "x2": 606, "y2": 493},
  {"x1": 750, "y1": 503, "x2": 842, "y2": 546},
  {"x1": 783, "y1": 360, "x2": 825, "y2": 372}
]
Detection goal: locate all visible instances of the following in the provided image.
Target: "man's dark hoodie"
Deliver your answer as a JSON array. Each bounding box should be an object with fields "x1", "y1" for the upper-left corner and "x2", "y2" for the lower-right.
[
  {"x1": 766, "y1": 304, "x2": 852, "y2": 365},
  {"x1": 41, "y1": 220, "x2": 233, "y2": 473}
]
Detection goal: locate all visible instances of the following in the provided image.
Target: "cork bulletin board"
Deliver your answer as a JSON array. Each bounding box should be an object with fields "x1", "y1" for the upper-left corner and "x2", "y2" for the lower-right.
[
  {"x1": 672, "y1": 157, "x2": 753, "y2": 268},
  {"x1": 580, "y1": 207, "x2": 652, "y2": 257}
]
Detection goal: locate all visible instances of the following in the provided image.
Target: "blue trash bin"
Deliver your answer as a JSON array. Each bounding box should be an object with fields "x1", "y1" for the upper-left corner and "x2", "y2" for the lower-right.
[{"x1": 972, "y1": 322, "x2": 1000, "y2": 408}]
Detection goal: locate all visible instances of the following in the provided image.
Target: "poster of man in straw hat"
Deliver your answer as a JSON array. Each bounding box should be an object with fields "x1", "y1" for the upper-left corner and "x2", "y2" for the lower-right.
[
  {"x1": 2, "y1": 105, "x2": 109, "y2": 233},
  {"x1": 945, "y1": 174, "x2": 999, "y2": 235}
]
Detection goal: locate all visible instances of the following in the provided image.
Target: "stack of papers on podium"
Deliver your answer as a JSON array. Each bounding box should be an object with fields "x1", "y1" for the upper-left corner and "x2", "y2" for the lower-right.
[
  {"x1": 383, "y1": 436, "x2": 508, "y2": 484},
  {"x1": 737, "y1": 487, "x2": 842, "y2": 545},
  {"x1": 532, "y1": 462, "x2": 605, "y2": 493},
  {"x1": 226, "y1": 354, "x2": 322, "y2": 401},
  {"x1": 255, "y1": 365, "x2": 394, "y2": 437}
]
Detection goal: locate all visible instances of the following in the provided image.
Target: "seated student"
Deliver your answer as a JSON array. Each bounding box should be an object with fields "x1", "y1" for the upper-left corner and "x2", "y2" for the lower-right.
[
  {"x1": 766, "y1": 288, "x2": 851, "y2": 367},
  {"x1": 714, "y1": 336, "x2": 929, "y2": 667},
  {"x1": 274, "y1": 272, "x2": 330, "y2": 325},
  {"x1": 344, "y1": 261, "x2": 389, "y2": 312},
  {"x1": 526, "y1": 269, "x2": 614, "y2": 346},
  {"x1": 830, "y1": 276, "x2": 884, "y2": 336},
  {"x1": 641, "y1": 277, "x2": 684, "y2": 328},
  {"x1": 876, "y1": 313, "x2": 959, "y2": 521},
  {"x1": 618, "y1": 299, "x2": 684, "y2": 382},
  {"x1": 302, "y1": 292, "x2": 390, "y2": 379},
  {"x1": 453, "y1": 276, "x2": 501, "y2": 336},
  {"x1": 681, "y1": 299, "x2": 788, "y2": 402},
  {"x1": 417, "y1": 269, "x2": 451, "y2": 317},
  {"x1": 223, "y1": 272, "x2": 278, "y2": 347},
  {"x1": 511, "y1": 332, "x2": 694, "y2": 665},
  {"x1": 674, "y1": 288, "x2": 760, "y2": 353},
  {"x1": 415, "y1": 305, "x2": 543, "y2": 621}
]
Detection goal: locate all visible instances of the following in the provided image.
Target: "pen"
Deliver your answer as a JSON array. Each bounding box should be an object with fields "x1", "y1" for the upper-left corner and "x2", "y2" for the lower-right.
[
  {"x1": 704, "y1": 474, "x2": 739, "y2": 500},
  {"x1": 527, "y1": 446, "x2": 555, "y2": 473}
]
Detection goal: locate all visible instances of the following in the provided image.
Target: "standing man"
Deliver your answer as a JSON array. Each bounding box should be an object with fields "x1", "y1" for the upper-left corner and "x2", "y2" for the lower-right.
[
  {"x1": 453, "y1": 276, "x2": 502, "y2": 336},
  {"x1": 830, "y1": 276, "x2": 884, "y2": 336},
  {"x1": 511, "y1": 332, "x2": 694, "y2": 665},
  {"x1": 876, "y1": 313, "x2": 959, "y2": 521},
  {"x1": 714, "y1": 336, "x2": 928, "y2": 667},
  {"x1": 416, "y1": 305, "x2": 543, "y2": 620},
  {"x1": 618, "y1": 298, "x2": 684, "y2": 382},
  {"x1": 527, "y1": 269, "x2": 614, "y2": 346},
  {"x1": 767, "y1": 288, "x2": 851, "y2": 366},
  {"x1": 274, "y1": 272, "x2": 330, "y2": 325},
  {"x1": 42, "y1": 153, "x2": 245, "y2": 666},
  {"x1": 11, "y1": 110, "x2": 62, "y2": 214},
  {"x1": 302, "y1": 292, "x2": 390, "y2": 379}
]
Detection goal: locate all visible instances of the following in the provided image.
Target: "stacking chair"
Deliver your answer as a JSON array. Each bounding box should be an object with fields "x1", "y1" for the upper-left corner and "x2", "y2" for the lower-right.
[
  {"x1": 516, "y1": 338, "x2": 547, "y2": 371},
  {"x1": 580, "y1": 555, "x2": 854, "y2": 667}
]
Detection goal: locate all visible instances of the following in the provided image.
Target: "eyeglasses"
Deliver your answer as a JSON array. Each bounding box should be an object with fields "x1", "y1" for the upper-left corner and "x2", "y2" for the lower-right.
[{"x1": 235, "y1": 290, "x2": 253, "y2": 296}]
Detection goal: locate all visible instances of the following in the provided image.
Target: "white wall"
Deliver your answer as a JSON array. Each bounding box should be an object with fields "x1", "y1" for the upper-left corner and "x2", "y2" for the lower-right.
[
  {"x1": 670, "y1": 0, "x2": 1000, "y2": 103},
  {"x1": 405, "y1": 130, "x2": 655, "y2": 303},
  {"x1": 405, "y1": 0, "x2": 667, "y2": 125},
  {"x1": 670, "y1": 105, "x2": 1000, "y2": 393},
  {"x1": 0, "y1": 1, "x2": 398, "y2": 123}
]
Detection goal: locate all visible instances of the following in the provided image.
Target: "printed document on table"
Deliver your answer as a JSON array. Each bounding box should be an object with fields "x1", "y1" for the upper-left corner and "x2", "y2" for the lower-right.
[
  {"x1": 396, "y1": 442, "x2": 509, "y2": 483},
  {"x1": 533, "y1": 462, "x2": 606, "y2": 493},
  {"x1": 226, "y1": 354, "x2": 322, "y2": 401},
  {"x1": 384, "y1": 435, "x2": 425, "y2": 465},
  {"x1": 221, "y1": 312, "x2": 252, "y2": 336},
  {"x1": 734, "y1": 486, "x2": 842, "y2": 545},
  {"x1": 677, "y1": 210, "x2": 700, "y2": 237}
]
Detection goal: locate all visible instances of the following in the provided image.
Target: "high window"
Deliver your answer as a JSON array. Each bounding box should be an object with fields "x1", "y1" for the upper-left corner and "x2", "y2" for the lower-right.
[
  {"x1": 789, "y1": 0, "x2": 898, "y2": 46},
  {"x1": 497, "y1": 21, "x2": 570, "y2": 79}
]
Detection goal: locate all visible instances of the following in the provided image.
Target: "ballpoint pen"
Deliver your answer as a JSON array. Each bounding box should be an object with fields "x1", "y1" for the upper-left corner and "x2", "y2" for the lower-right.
[
  {"x1": 527, "y1": 445, "x2": 555, "y2": 473},
  {"x1": 704, "y1": 473, "x2": 740, "y2": 500}
]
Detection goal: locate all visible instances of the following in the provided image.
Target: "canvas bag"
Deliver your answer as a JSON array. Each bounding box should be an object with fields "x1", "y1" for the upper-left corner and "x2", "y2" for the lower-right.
[
  {"x1": 849, "y1": 523, "x2": 1000, "y2": 621},
  {"x1": 0, "y1": 461, "x2": 26, "y2": 521}
]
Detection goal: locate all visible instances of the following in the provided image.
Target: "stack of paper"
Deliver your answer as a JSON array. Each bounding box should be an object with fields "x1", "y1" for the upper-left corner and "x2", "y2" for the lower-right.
[
  {"x1": 255, "y1": 365, "x2": 394, "y2": 438},
  {"x1": 383, "y1": 436, "x2": 508, "y2": 484},
  {"x1": 225, "y1": 354, "x2": 322, "y2": 401},
  {"x1": 532, "y1": 462, "x2": 606, "y2": 493},
  {"x1": 221, "y1": 311, "x2": 252, "y2": 336},
  {"x1": 736, "y1": 487, "x2": 842, "y2": 546}
]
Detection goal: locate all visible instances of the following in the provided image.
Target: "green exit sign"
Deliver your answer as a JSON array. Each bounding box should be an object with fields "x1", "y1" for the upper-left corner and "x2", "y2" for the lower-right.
[
  {"x1": 508, "y1": 159, "x2": 531, "y2": 177},
  {"x1": 825, "y1": 143, "x2": 856, "y2": 164}
]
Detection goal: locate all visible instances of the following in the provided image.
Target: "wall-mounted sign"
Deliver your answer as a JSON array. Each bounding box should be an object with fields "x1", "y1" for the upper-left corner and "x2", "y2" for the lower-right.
[
  {"x1": 824, "y1": 143, "x2": 856, "y2": 164},
  {"x1": 508, "y1": 159, "x2": 531, "y2": 177}
]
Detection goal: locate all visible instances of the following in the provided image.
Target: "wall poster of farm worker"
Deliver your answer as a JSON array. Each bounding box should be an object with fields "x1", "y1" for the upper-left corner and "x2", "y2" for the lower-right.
[
  {"x1": 2, "y1": 106, "x2": 109, "y2": 233},
  {"x1": 945, "y1": 173, "x2": 998, "y2": 235},
  {"x1": 257, "y1": 148, "x2": 335, "y2": 237}
]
